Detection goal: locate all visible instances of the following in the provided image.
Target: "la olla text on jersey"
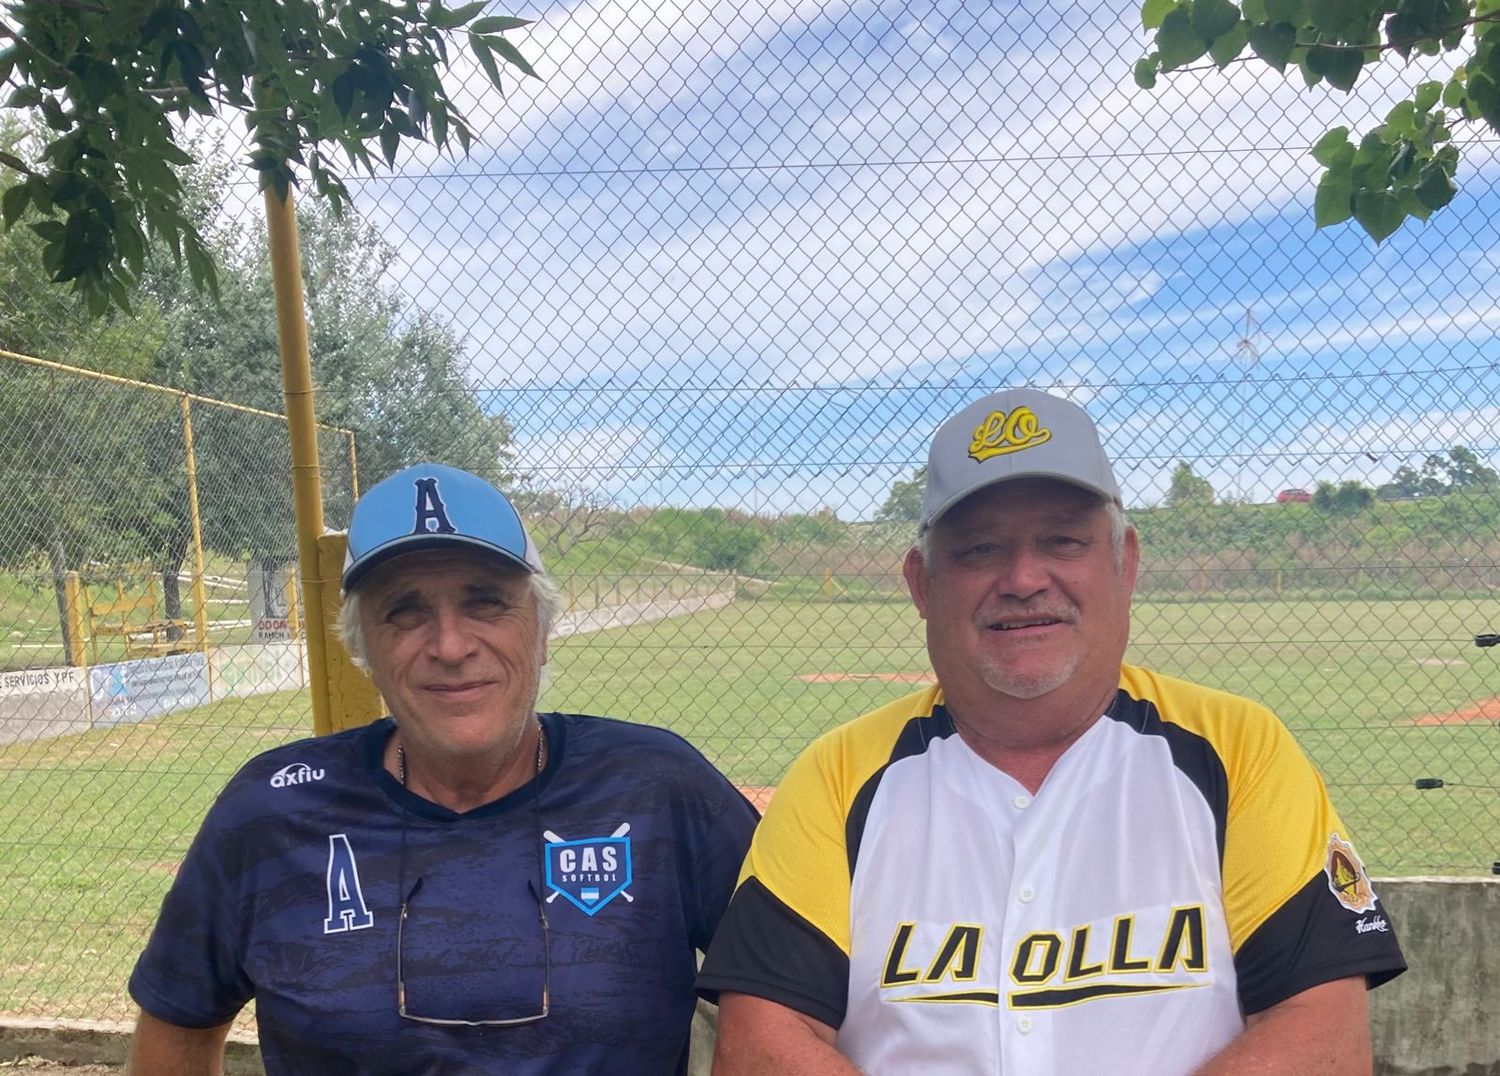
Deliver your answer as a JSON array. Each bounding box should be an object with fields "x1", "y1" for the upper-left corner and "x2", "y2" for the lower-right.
[{"x1": 880, "y1": 904, "x2": 1209, "y2": 1009}]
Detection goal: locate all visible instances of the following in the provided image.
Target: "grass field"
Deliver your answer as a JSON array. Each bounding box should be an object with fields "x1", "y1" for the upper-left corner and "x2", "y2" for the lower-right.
[{"x1": 1, "y1": 593, "x2": 1497, "y2": 1020}]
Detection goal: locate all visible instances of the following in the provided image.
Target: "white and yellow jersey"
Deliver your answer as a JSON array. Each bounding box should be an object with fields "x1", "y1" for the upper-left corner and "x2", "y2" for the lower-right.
[{"x1": 698, "y1": 664, "x2": 1405, "y2": 1075}]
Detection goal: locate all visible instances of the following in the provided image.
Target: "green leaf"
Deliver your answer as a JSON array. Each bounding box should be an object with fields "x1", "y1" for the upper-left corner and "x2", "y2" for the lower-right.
[
  {"x1": 28, "y1": 220, "x2": 64, "y2": 243},
  {"x1": 1352, "y1": 190, "x2": 1404, "y2": 242},
  {"x1": 470, "y1": 15, "x2": 532, "y2": 32},
  {"x1": 1263, "y1": 0, "x2": 1301, "y2": 20},
  {"x1": 1, "y1": 183, "x2": 28, "y2": 227},
  {"x1": 1415, "y1": 80, "x2": 1443, "y2": 112},
  {"x1": 1350, "y1": 129, "x2": 1394, "y2": 185},
  {"x1": 1134, "y1": 56, "x2": 1160, "y2": 88},
  {"x1": 491, "y1": 36, "x2": 538, "y2": 78},
  {"x1": 106, "y1": 275, "x2": 135, "y2": 317},
  {"x1": 1192, "y1": 0, "x2": 1240, "y2": 40},
  {"x1": 1314, "y1": 171, "x2": 1353, "y2": 227},
  {"x1": 1306, "y1": 44, "x2": 1363, "y2": 91},
  {"x1": 1310, "y1": 126, "x2": 1353, "y2": 167},
  {"x1": 429, "y1": 0, "x2": 488, "y2": 28},
  {"x1": 1143, "y1": 0, "x2": 1178, "y2": 29},
  {"x1": 379, "y1": 123, "x2": 400, "y2": 166},
  {"x1": 1248, "y1": 21, "x2": 1296, "y2": 70},
  {"x1": 7, "y1": 85, "x2": 43, "y2": 109},
  {"x1": 1157, "y1": 9, "x2": 1211, "y2": 68},
  {"x1": 1398, "y1": 188, "x2": 1434, "y2": 221},
  {"x1": 159, "y1": 142, "x2": 195, "y2": 166},
  {"x1": 1414, "y1": 163, "x2": 1458, "y2": 209},
  {"x1": 1307, "y1": 0, "x2": 1353, "y2": 36},
  {"x1": 332, "y1": 71, "x2": 356, "y2": 117},
  {"x1": 1388, "y1": 139, "x2": 1417, "y2": 179},
  {"x1": 1442, "y1": 77, "x2": 1466, "y2": 108},
  {"x1": 1241, "y1": 0, "x2": 1268, "y2": 22},
  {"x1": 1466, "y1": 72, "x2": 1500, "y2": 129},
  {"x1": 1210, "y1": 20, "x2": 1249, "y2": 66},
  {"x1": 471, "y1": 35, "x2": 505, "y2": 89},
  {"x1": 1382, "y1": 99, "x2": 1417, "y2": 139},
  {"x1": 85, "y1": 282, "x2": 109, "y2": 316}
]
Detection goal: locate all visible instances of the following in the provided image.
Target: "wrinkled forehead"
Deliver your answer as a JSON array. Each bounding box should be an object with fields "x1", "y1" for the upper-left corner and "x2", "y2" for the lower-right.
[
  {"x1": 933, "y1": 476, "x2": 1110, "y2": 536},
  {"x1": 356, "y1": 545, "x2": 532, "y2": 598}
]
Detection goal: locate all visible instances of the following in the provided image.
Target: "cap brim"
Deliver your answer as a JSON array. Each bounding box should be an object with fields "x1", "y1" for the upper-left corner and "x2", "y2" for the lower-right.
[
  {"x1": 920, "y1": 471, "x2": 1119, "y2": 532},
  {"x1": 342, "y1": 533, "x2": 535, "y2": 592}
]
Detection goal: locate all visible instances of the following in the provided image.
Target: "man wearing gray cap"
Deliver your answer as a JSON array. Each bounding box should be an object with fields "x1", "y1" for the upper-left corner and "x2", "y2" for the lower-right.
[
  {"x1": 699, "y1": 390, "x2": 1405, "y2": 1074},
  {"x1": 128, "y1": 462, "x2": 757, "y2": 1075}
]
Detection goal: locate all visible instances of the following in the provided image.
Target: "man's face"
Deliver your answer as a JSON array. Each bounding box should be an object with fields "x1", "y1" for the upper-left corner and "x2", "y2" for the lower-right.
[
  {"x1": 905, "y1": 478, "x2": 1138, "y2": 705},
  {"x1": 357, "y1": 547, "x2": 546, "y2": 765}
]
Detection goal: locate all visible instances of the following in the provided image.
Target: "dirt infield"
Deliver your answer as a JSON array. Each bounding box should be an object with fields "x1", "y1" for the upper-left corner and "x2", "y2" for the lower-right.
[
  {"x1": 1410, "y1": 696, "x2": 1500, "y2": 726},
  {"x1": 738, "y1": 785, "x2": 775, "y2": 812}
]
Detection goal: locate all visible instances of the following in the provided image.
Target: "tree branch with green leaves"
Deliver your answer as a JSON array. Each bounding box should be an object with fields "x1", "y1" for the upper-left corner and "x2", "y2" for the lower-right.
[
  {"x1": 1133, "y1": 0, "x2": 1500, "y2": 241},
  {"x1": 0, "y1": 0, "x2": 536, "y2": 315}
]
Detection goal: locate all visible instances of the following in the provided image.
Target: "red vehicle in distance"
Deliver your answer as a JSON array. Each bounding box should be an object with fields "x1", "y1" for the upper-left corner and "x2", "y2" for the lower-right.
[{"x1": 1276, "y1": 488, "x2": 1312, "y2": 504}]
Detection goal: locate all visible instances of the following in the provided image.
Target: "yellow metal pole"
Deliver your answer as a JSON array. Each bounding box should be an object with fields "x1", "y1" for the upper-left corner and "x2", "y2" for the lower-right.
[
  {"x1": 319, "y1": 532, "x2": 385, "y2": 731},
  {"x1": 285, "y1": 570, "x2": 306, "y2": 689},
  {"x1": 265, "y1": 184, "x2": 333, "y2": 736},
  {"x1": 180, "y1": 398, "x2": 213, "y2": 674},
  {"x1": 347, "y1": 429, "x2": 360, "y2": 497}
]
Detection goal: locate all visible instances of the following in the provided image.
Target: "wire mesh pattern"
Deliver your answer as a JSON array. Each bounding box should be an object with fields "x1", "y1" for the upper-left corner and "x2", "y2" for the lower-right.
[{"x1": 2, "y1": 0, "x2": 1499, "y2": 1022}]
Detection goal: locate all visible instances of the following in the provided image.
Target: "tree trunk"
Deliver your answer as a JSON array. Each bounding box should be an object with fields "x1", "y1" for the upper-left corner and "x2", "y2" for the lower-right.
[
  {"x1": 161, "y1": 523, "x2": 189, "y2": 641},
  {"x1": 48, "y1": 528, "x2": 72, "y2": 661}
]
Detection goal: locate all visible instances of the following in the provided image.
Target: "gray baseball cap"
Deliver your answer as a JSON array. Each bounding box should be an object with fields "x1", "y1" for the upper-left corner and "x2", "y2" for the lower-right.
[{"x1": 919, "y1": 388, "x2": 1120, "y2": 532}]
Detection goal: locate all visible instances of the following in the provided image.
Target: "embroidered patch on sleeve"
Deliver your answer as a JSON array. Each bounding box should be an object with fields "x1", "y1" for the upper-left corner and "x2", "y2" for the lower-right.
[{"x1": 1324, "y1": 833, "x2": 1377, "y2": 914}]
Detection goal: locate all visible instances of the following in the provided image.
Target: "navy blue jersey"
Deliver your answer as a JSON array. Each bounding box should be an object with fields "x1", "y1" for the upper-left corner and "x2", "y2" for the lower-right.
[{"x1": 130, "y1": 713, "x2": 758, "y2": 1075}]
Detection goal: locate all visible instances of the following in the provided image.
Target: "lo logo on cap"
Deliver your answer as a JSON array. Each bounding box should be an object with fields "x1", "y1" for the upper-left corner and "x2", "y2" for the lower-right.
[{"x1": 967, "y1": 406, "x2": 1052, "y2": 462}]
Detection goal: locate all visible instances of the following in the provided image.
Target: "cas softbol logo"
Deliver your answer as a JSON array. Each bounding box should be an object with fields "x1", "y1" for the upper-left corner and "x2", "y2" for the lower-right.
[{"x1": 543, "y1": 823, "x2": 634, "y2": 915}]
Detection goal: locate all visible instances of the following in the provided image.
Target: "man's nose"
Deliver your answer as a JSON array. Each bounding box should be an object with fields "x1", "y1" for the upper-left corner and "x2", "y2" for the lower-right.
[
  {"x1": 427, "y1": 606, "x2": 477, "y2": 663},
  {"x1": 994, "y1": 547, "x2": 1051, "y2": 600}
]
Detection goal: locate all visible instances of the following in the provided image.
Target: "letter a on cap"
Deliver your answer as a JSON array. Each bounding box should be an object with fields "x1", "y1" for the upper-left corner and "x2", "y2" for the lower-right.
[{"x1": 412, "y1": 477, "x2": 457, "y2": 535}]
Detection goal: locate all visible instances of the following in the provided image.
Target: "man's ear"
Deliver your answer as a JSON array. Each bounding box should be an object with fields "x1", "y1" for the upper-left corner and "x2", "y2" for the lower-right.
[
  {"x1": 1121, "y1": 525, "x2": 1140, "y2": 593},
  {"x1": 903, "y1": 546, "x2": 929, "y2": 620}
]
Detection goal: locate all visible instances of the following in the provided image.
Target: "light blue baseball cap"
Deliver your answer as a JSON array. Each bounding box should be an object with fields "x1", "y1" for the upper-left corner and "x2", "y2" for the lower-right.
[{"x1": 341, "y1": 463, "x2": 543, "y2": 592}]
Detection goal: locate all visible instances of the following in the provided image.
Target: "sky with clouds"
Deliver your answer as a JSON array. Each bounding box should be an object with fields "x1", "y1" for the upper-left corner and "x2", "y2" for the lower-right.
[{"x1": 334, "y1": 0, "x2": 1500, "y2": 518}]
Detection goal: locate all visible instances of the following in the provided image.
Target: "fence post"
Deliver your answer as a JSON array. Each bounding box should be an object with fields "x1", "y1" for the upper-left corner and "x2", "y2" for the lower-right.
[
  {"x1": 317, "y1": 533, "x2": 384, "y2": 731},
  {"x1": 285, "y1": 571, "x2": 305, "y2": 689},
  {"x1": 180, "y1": 397, "x2": 214, "y2": 700},
  {"x1": 265, "y1": 183, "x2": 334, "y2": 736}
]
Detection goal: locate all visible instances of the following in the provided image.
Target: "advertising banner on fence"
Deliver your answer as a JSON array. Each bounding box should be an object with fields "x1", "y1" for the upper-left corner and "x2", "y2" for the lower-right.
[
  {"x1": 89, "y1": 652, "x2": 210, "y2": 727},
  {"x1": 249, "y1": 561, "x2": 295, "y2": 642},
  {"x1": 0, "y1": 666, "x2": 91, "y2": 746}
]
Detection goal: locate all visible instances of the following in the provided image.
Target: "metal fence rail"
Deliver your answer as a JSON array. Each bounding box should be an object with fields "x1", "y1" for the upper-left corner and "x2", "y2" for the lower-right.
[{"x1": 2, "y1": 0, "x2": 1499, "y2": 1022}]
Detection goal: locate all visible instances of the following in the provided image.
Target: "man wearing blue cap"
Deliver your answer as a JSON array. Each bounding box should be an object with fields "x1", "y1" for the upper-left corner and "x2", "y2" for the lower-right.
[
  {"x1": 701, "y1": 389, "x2": 1405, "y2": 1074},
  {"x1": 127, "y1": 463, "x2": 757, "y2": 1075}
]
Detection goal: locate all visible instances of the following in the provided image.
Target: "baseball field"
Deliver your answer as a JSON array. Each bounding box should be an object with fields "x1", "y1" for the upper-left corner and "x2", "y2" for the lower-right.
[{"x1": 1, "y1": 593, "x2": 1497, "y2": 1020}]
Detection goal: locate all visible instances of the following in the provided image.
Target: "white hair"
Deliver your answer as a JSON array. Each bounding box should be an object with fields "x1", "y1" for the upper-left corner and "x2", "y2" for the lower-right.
[
  {"x1": 916, "y1": 497, "x2": 1131, "y2": 572},
  {"x1": 338, "y1": 569, "x2": 564, "y2": 670}
]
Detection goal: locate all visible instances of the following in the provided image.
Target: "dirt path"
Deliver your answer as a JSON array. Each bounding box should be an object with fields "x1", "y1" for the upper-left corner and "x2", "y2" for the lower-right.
[{"x1": 1410, "y1": 696, "x2": 1500, "y2": 725}]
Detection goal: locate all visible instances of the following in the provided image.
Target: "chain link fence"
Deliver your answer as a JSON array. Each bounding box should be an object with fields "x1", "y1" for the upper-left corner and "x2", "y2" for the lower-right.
[{"x1": 2, "y1": 0, "x2": 1499, "y2": 1023}]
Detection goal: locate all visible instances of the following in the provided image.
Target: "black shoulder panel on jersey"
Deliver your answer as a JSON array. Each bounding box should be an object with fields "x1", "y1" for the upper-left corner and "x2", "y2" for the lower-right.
[
  {"x1": 845, "y1": 705, "x2": 957, "y2": 876},
  {"x1": 697, "y1": 877, "x2": 851, "y2": 1029},
  {"x1": 1234, "y1": 870, "x2": 1406, "y2": 1014},
  {"x1": 1104, "y1": 690, "x2": 1229, "y2": 863}
]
